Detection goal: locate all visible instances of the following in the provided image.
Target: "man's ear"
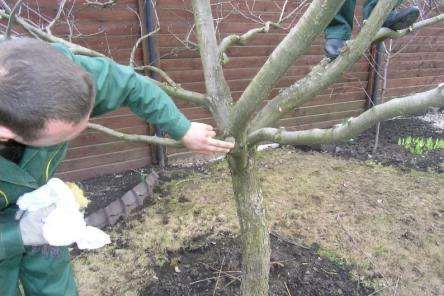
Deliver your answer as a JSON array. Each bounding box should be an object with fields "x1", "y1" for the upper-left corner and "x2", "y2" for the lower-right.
[{"x1": 0, "y1": 125, "x2": 16, "y2": 141}]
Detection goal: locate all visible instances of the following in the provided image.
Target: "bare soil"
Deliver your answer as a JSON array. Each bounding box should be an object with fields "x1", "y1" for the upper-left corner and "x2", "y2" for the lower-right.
[
  {"x1": 79, "y1": 168, "x2": 150, "y2": 215},
  {"x1": 141, "y1": 233, "x2": 374, "y2": 296}
]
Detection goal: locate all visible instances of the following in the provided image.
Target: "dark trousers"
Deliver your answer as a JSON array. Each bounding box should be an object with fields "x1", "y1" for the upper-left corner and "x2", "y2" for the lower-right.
[{"x1": 325, "y1": 0, "x2": 403, "y2": 40}]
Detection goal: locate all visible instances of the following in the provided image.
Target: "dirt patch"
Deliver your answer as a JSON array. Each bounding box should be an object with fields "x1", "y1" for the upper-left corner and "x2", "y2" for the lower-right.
[
  {"x1": 321, "y1": 115, "x2": 443, "y2": 172},
  {"x1": 141, "y1": 233, "x2": 374, "y2": 296},
  {"x1": 80, "y1": 166, "x2": 204, "y2": 216},
  {"x1": 79, "y1": 168, "x2": 149, "y2": 215}
]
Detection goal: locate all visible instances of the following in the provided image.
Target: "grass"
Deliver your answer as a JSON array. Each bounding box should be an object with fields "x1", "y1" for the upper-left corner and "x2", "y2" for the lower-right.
[{"x1": 72, "y1": 148, "x2": 443, "y2": 296}]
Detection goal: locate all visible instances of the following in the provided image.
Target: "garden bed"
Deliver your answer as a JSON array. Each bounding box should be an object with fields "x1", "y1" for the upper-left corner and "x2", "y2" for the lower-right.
[
  {"x1": 321, "y1": 113, "x2": 443, "y2": 173},
  {"x1": 141, "y1": 233, "x2": 374, "y2": 296}
]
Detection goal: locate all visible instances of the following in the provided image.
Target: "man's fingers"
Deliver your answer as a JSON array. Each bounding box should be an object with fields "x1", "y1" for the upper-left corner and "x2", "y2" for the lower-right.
[
  {"x1": 202, "y1": 123, "x2": 214, "y2": 131},
  {"x1": 203, "y1": 146, "x2": 231, "y2": 153},
  {"x1": 207, "y1": 138, "x2": 235, "y2": 149},
  {"x1": 207, "y1": 130, "x2": 217, "y2": 138},
  {"x1": 195, "y1": 150, "x2": 212, "y2": 155}
]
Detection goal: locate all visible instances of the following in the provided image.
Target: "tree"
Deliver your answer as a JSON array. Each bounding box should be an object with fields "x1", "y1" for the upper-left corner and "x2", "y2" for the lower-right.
[{"x1": 1, "y1": 1, "x2": 443, "y2": 295}]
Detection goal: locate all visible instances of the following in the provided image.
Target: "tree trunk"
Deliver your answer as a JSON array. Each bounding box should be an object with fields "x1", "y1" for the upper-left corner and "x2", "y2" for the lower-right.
[{"x1": 228, "y1": 147, "x2": 270, "y2": 296}]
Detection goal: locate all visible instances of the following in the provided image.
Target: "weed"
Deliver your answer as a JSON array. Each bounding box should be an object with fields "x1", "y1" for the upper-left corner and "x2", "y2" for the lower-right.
[
  {"x1": 317, "y1": 247, "x2": 346, "y2": 267},
  {"x1": 397, "y1": 136, "x2": 444, "y2": 155}
]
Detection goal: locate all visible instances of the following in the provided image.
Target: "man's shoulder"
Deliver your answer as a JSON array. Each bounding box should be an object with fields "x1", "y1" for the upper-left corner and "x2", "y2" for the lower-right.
[{"x1": 50, "y1": 43, "x2": 75, "y2": 60}]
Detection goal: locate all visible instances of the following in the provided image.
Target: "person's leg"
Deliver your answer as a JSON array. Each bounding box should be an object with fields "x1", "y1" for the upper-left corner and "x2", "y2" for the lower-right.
[
  {"x1": 0, "y1": 255, "x2": 22, "y2": 296},
  {"x1": 20, "y1": 246, "x2": 77, "y2": 296},
  {"x1": 324, "y1": 0, "x2": 357, "y2": 59},
  {"x1": 363, "y1": 0, "x2": 419, "y2": 30},
  {"x1": 363, "y1": 0, "x2": 380, "y2": 20},
  {"x1": 325, "y1": 0, "x2": 357, "y2": 40}
]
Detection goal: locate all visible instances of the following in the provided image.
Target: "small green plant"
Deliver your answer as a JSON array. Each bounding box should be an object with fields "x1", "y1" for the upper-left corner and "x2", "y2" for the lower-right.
[{"x1": 397, "y1": 136, "x2": 444, "y2": 155}]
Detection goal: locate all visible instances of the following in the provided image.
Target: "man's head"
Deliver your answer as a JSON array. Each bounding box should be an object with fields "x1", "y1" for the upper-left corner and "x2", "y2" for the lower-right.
[{"x1": 0, "y1": 38, "x2": 95, "y2": 147}]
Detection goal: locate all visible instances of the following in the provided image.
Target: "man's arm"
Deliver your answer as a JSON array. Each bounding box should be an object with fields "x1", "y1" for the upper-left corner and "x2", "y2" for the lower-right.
[
  {"x1": 73, "y1": 53, "x2": 191, "y2": 141},
  {"x1": 52, "y1": 43, "x2": 233, "y2": 154}
]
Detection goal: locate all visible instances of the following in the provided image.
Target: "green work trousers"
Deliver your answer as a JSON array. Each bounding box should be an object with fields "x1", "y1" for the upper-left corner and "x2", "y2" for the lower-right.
[
  {"x1": 325, "y1": 0, "x2": 403, "y2": 40},
  {"x1": 0, "y1": 208, "x2": 77, "y2": 296}
]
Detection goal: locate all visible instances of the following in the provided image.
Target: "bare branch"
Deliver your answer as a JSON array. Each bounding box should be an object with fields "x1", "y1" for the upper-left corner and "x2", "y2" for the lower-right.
[
  {"x1": 278, "y1": 0, "x2": 289, "y2": 23},
  {"x1": 373, "y1": 13, "x2": 444, "y2": 42},
  {"x1": 248, "y1": 84, "x2": 444, "y2": 145},
  {"x1": 87, "y1": 123, "x2": 183, "y2": 147},
  {"x1": 279, "y1": 0, "x2": 310, "y2": 25},
  {"x1": 248, "y1": 0, "x2": 404, "y2": 132},
  {"x1": 129, "y1": 27, "x2": 160, "y2": 67},
  {"x1": 192, "y1": 0, "x2": 233, "y2": 133},
  {"x1": 170, "y1": 27, "x2": 199, "y2": 51},
  {"x1": 218, "y1": 21, "x2": 280, "y2": 61},
  {"x1": 0, "y1": 9, "x2": 105, "y2": 57},
  {"x1": 143, "y1": 75, "x2": 208, "y2": 107},
  {"x1": 4, "y1": 0, "x2": 22, "y2": 39},
  {"x1": 46, "y1": 0, "x2": 67, "y2": 35},
  {"x1": 219, "y1": 0, "x2": 309, "y2": 63},
  {"x1": 135, "y1": 65, "x2": 177, "y2": 87},
  {"x1": 84, "y1": 0, "x2": 116, "y2": 8},
  {"x1": 229, "y1": 0, "x2": 345, "y2": 137},
  {"x1": 0, "y1": 7, "x2": 206, "y2": 108}
]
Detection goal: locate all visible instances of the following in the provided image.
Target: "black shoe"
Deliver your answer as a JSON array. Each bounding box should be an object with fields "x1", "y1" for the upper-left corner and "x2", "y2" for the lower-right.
[
  {"x1": 324, "y1": 38, "x2": 346, "y2": 60},
  {"x1": 383, "y1": 6, "x2": 420, "y2": 31}
]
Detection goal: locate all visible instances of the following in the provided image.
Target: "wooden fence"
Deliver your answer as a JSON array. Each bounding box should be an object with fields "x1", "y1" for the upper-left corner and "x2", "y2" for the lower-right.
[{"x1": 2, "y1": 0, "x2": 443, "y2": 180}]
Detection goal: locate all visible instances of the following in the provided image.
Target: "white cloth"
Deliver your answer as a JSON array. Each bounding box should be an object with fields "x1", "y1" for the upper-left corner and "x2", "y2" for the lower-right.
[{"x1": 17, "y1": 178, "x2": 111, "y2": 249}]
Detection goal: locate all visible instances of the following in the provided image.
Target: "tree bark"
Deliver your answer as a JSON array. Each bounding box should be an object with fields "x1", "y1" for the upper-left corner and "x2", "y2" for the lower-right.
[
  {"x1": 248, "y1": 84, "x2": 444, "y2": 146},
  {"x1": 229, "y1": 0, "x2": 345, "y2": 136},
  {"x1": 228, "y1": 147, "x2": 270, "y2": 296},
  {"x1": 249, "y1": 0, "x2": 400, "y2": 131},
  {"x1": 192, "y1": 0, "x2": 233, "y2": 133}
]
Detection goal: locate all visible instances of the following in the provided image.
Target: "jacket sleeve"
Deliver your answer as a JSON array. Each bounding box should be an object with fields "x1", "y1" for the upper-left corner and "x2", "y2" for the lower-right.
[
  {"x1": 51, "y1": 44, "x2": 191, "y2": 140},
  {"x1": 0, "y1": 208, "x2": 24, "y2": 260}
]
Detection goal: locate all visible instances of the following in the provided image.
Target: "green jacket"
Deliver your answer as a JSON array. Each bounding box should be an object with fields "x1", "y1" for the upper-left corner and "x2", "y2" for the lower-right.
[{"x1": 0, "y1": 43, "x2": 191, "y2": 260}]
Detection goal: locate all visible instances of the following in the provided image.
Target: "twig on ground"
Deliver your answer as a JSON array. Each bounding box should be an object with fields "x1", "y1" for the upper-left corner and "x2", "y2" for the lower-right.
[
  {"x1": 336, "y1": 214, "x2": 391, "y2": 289},
  {"x1": 190, "y1": 276, "x2": 221, "y2": 285},
  {"x1": 201, "y1": 262, "x2": 240, "y2": 282},
  {"x1": 284, "y1": 281, "x2": 292, "y2": 296},
  {"x1": 213, "y1": 257, "x2": 225, "y2": 296},
  {"x1": 367, "y1": 284, "x2": 396, "y2": 296},
  {"x1": 189, "y1": 261, "x2": 240, "y2": 288},
  {"x1": 270, "y1": 231, "x2": 310, "y2": 249},
  {"x1": 221, "y1": 277, "x2": 238, "y2": 290},
  {"x1": 271, "y1": 258, "x2": 298, "y2": 265},
  {"x1": 392, "y1": 277, "x2": 401, "y2": 296}
]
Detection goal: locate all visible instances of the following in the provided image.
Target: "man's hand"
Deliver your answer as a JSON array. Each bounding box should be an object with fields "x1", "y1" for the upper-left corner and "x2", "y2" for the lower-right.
[{"x1": 181, "y1": 122, "x2": 235, "y2": 155}]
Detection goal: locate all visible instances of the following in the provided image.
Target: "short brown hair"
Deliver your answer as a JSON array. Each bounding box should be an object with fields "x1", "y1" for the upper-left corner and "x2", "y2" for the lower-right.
[{"x1": 0, "y1": 38, "x2": 95, "y2": 141}]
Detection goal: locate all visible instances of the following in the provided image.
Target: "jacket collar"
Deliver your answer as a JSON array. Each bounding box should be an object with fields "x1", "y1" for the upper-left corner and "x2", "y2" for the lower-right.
[{"x1": 0, "y1": 156, "x2": 39, "y2": 189}]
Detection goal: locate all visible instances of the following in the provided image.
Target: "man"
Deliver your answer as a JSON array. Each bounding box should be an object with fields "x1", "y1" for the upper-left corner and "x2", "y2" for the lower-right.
[
  {"x1": 324, "y1": 0, "x2": 420, "y2": 59},
  {"x1": 0, "y1": 38, "x2": 234, "y2": 295}
]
